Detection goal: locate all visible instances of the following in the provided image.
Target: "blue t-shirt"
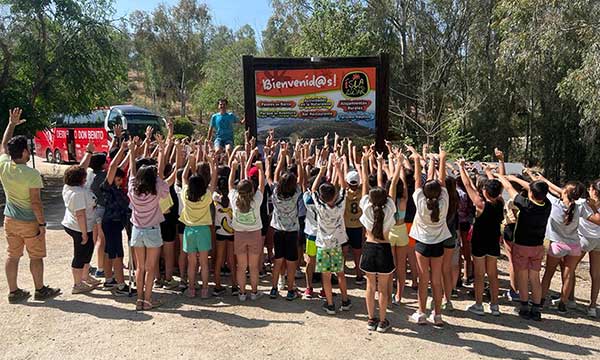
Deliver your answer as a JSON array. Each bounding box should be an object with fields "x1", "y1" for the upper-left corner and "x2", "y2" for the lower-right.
[{"x1": 210, "y1": 112, "x2": 238, "y2": 143}]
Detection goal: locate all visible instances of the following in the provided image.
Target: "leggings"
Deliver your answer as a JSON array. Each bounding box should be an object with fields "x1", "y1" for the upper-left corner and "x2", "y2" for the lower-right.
[{"x1": 64, "y1": 227, "x2": 94, "y2": 269}]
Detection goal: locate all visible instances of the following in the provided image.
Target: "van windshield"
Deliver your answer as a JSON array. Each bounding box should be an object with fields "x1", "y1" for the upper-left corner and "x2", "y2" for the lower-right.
[{"x1": 123, "y1": 115, "x2": 165, "y2": 137}]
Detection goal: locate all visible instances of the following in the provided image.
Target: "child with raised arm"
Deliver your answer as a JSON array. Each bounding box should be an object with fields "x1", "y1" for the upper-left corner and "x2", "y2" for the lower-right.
[
  {"x1": 311, "y1": 156, "x2": 352, "y2": 315},
  {"x1": 408, "y1": 147, "x2": 450, "y2": 326},
  {"x1": 228, "y1": 158, "x2": 265, "y2": 301},
  {"x1": 457, "y1": 159, "x2": 504, "y2": 316},
  {"x1": 576, "y1": 179, "x2": 600, "y2": 317},
  {"x1": 495, "y1": 173, "x2": 551, "y2": 320},
  {"x1": 179, "y1": 153, "x2": 218, "y2": 299},
  {"x1": 359, "y1": 149, "x2": 396, "y2": 332}
]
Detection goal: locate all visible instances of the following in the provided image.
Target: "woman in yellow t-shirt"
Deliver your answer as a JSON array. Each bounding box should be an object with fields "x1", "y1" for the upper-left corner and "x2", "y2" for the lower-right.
[{"x1": 179, "y1": 154, "x2": 217, "y2": 298}]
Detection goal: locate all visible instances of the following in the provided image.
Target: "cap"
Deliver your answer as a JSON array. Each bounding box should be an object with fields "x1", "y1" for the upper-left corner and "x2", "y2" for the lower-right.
[
  {"x1": 345, "y1": 170, "x2": 360, "y2": 185},
  {"x1": 247, "y1": 166, "x2": 259, "y2": 179}
]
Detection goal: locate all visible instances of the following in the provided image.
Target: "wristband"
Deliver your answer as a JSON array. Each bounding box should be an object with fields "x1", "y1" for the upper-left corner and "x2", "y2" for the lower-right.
[{"x1": 39, "y1": 223, "x2": 46, "y2": 227}]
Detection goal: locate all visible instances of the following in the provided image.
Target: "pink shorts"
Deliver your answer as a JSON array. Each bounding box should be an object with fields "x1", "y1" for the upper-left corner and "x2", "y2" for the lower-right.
[
  {"x1": 548, "y1": 241, "x2": 581, "y2": 258},
  {"x1": 512, "y1": 244, "x2": 544, "y2": 271}
]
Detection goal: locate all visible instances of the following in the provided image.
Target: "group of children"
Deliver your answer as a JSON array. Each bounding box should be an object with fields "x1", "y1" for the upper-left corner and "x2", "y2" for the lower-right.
[{"x1": 59, "y1": 123, "x2": 600, "y2": 332}]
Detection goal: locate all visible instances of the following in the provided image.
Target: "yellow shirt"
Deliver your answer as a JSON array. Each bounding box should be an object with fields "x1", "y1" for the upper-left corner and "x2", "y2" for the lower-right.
[
  {"x1": 179, "y1": 186, "x2": 212, "y2": 226},
  {"x1": 344, "y1": 187, "x2": 363, "y2": 228},
  {"x1": 0, "y1": 154, "x2": 43, "y2": 221}
]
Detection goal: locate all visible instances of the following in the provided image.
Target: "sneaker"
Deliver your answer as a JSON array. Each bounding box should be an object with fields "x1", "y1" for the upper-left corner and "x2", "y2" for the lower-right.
[
  {"x1": 490, "y1": 303, "x2": 501, "y2": 316},
  {"x1": 518, "y1": 307, "x2": 530, "y2": 319},
  {"x1": 567, "y1": 300, "x2": 577, "y2": 310},
  {"x1": 250, "y1": 292, "x2": 262, "y2": 301},
  {"x1": 212, "y1": 286, "x2": 227, "y2": 297},
  {"x1": 467, "y1": 303, "x2": 485, "y2": 316},
  {"x1": 231, "y1": 285, "x2": 240, "y2": 296},
  {"x1": 178, "y1": 279, "x2": 188, "y2": 291},
  {"x1": 154, "y1": 279, "x2": 164, "y2": 289},
  {"x1": 529, "y1": 309, "x2": 542, "y2": 321},
  {"x1": 557, "y1": 301, "x2": 567, "y2": 314},
  {"x1": 295, "y1": 269, "x2": 303, "y2": 279},
  {"x1": 259, "y1": 270, "x2": 268, "y2": 279},
  {"x1": 376, "y1": 319, "x2": 391, "y2": 333},
  {"x1": 200, "y1": 288, "x2": 209, "y2": 299},
  {"x1": 72, "y1": 283, "x2": 94, "y2": 294},
  {"x1": 410, "y1": 311, "x2": 427, "y2": 325},
  {"x1": 506, "y1": 289, "x2": 520, "y2": 302},
  {"x1": 355, "y1": 276, "x2": 365, "y2": 285},
  {"x1": 88, "y1": 266, "x2": 97, "y2": 275},
  {"x1": 587, "y1": 307, "x2": 597, "y2": 318},
  {"x1": 84, "y1": 276, "x2": 101, "y2": 287},
  {"x1": 322, "y1": 303, "x2": 336, "y2": 315},
  {"x1": 428, "y1": 312, "x2": 444, "y2": 326},
  {"x1": 442, "y1": 301, "x2": 454, "y2": 311},
  {"x1": 94, "y1": 269, "x2": 105, "y2": 278},
  {"x1": 286, "y1": 290, "x2": 299, "y2": 301},
  {"x1": 34, "y1": 285, "x2": 61, "y2": 300},
  {"x1": 367, "y1": 318, "x2": 379, "y2": 331},
  {"x1": 340, "y1": 299, "x2": 352, "y2": 311},
  {"x1": 103, "y1": 279, "x2": 118, "y2": 290},
  {"x1": 221, "y1": 265, "x2": 231, "y2": 277},
  {"x1": 269, "y1": 287, "x2": 278, "y2": 299},
  {"x1": 113, "y1": 284, "x2": 136, "y2": 297},
  {"x1": 277, "y1": 276, "x2": 286, "y2": 290},
  {"x1": 303, "y1": 287, "x2": 315, "y2": 299},
  {"x1": 451, "y1": 289, "x2": 459, "y2": 299},
  {"x1": 391, "y1": 295, "x2": 401, "y2": 306},
  {"x1": 238, "y1": 293, "x2": 247, "y2": 302},
  {"x1": 319, "y1": 288, "x2": 327, "y2": 299},
  {"x1": 163, "y1": 279, "x2": 180, "y2": 290},
  {"x1": 8, "y1": 288, "x2": 31, "y2": 304}
]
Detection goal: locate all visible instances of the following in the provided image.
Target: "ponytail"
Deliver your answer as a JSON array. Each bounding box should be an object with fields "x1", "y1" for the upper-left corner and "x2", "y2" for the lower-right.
[
  {"x1": 563, "y1": 181, "x2": 585, "y2": 225},
  {"x1": 372, "y1": 204, "x2": 385, "y2": 240},
  {"x1": 427, "y1": 197, "x2": 440, "y2": 222},
  {"x1": 423, "y1": 180, "x2": 442, "y2": 223}
]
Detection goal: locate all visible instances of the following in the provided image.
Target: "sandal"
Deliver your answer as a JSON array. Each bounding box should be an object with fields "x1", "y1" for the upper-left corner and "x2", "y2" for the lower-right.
[
  {"x1": 135, "y1": 299, "x2": 144, "y2": 311},
  {"x1": 143, "y1": 299, "x2": 163, "y2": 310}
]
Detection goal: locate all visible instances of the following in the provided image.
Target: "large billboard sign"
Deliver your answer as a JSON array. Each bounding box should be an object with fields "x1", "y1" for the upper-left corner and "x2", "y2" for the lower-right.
[{"x1": 243, "y1": 55, "x2": 389, "y2": 149}]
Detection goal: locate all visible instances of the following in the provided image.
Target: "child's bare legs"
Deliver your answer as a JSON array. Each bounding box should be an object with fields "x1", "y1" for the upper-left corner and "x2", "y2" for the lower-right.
[
  {"x1": 322, "y1": 272, "x2": 334, "y2": 305},
  {"x1": 365, "y1": 273, "x2": 377, "y2": 319},
  {"x1": 337, "y1": 271, "x2": 348, "y2": 301},
  {"x1": 392, "y1": 246, "x2": 407, "y2": 302},
  {"x1": 304, "y1": 254, "x2": 316, "y2": 290},
  {"x1": 163, "y1": 241, "x2": 175, "y2": 282},
  {"x1": 461, "y1": 233, "x2": 472, "y2": 281},
  {"x1": 430, "y1": 256, "x2": 443, "y2": 314},
  {"x1": 473, "y1": 256, "x2": 486, "y2": 305},
  {"x1": 415, "y1": 253, "x2": 430, "y2": 313},
  {"x1": 248, "y1": 254, "x2": 260, "y2": 293},
  {"x1": 133, "y1": 247, "x2": 146, "y2": 301},
  {"x1": 94, "y1": 224, "x2": 105, "y2": 273},
  {"x1": 144, "y1": 247, "x2": 161, "y2": 302},
  {"x1": 486, "y1": 256, "x2": 499, "y2": 305},
  {"x1": 237, "y1": 252, "x2": 248, "y2": 295},
  {"x1": 408, "y1": 246, "x2": 418, "y2": 287},
  {"x1": 215, "y1": 240, "x2": 227, "y2": 289},
  {"x1": 442, "y1": 248, "x2": 454, "y2": 303},
  {"x1": 199, "y1": 251, "x2": 209, "y2": 294},
  {"x1": 178, "y1": 234, "x2": 187, "y2": 282},
  {"x1": 286, "y1": 260, "x2": 297, "y2": 290},
  {"x1": 561, "y1": 255, "x2": 579, "y2": 304},
  {"x1": 271, "y1": 258, "x2": 284, "y2": 289},
  {"x1": 227, "y1": 241, "x2": 237, "y2": 287},
  {"x1": 377, "y1": 273, "x2": 391, "y2": 321},
  {"x1": 590, "y1": 251, "x2": 600, "y2": 308},
  {"x1": 187, "y1": 252, "x2": 197, "y2": 297},
  {"x1": 541, "y1": 254, "x2": 561, "y2": 299}
]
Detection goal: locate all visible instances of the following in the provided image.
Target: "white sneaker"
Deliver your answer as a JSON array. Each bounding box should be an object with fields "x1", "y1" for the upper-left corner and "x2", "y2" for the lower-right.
[
  {"x1": 277, "y1": 276, "x2": 286, "y2": 291},
  {"x1": 250, "y1": 292, "x2": 262, "y2": 301},
  {"x1": 72, "y1": 282, "x2": 94, "y2": 294},
  {"x1": 238, "y1": 293, "x2": 247, "y2": 302},
  {"x1": 588, "y1": 307, "x2": 597, "y2": 318},
  {"x1": 467, "y1": 303, "x2": 485, "y2": 316},
  {"x1": 490, "y1": 303, "x2": 501, "y2": 316},
  {"x1": 427, "y1": 312, "x2": 444, "y2": 326},
  {"x1": 410, "y1": 311, "x2": 427, "y2": 325}
]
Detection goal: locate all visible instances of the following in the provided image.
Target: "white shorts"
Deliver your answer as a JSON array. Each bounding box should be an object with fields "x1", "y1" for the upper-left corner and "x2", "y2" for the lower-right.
[{"x1": 579, "y1": 235, "x2": 600, "y2": 253}]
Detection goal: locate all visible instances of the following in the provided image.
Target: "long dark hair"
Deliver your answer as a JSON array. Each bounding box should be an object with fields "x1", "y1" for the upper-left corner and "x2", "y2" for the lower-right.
[
  {"x1": 563, "y1": 181, "x2": 585, "y2": 225},
  {"x1": 445, "y1": 176, "x2": 458, "y2": 221},
  {"x1": 217, "y1": 166, "x2": 230, "y2": 208},
  {"x1": 277, "y1": 172, "x2": 297, "y2": 199},
  {"x1": 423, "y1": 180, "x2": 442, "y2": 222},
  {"x1": 134, "y1": 165, "x2": 158, "y2": 195},
  {"x1": 236, "y1": 179, "x2": 254, "y2": 213},
  {"x1": 187, "y1": 174, "x2": 207, "y2": 202},
  {"x1": 369, "y1": 187, "x2": 388, "y2": 240}
]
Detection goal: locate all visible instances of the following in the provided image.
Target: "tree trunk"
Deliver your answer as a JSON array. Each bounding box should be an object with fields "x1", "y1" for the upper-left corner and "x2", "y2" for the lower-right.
[{"x1": 180, "y1": 70, "x2": 186, "y2": 117}]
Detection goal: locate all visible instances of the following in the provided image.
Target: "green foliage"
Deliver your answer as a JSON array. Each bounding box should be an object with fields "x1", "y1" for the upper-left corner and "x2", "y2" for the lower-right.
[
  {"x1": 172, "y1": 116, "x2": 195, "y2": 137},
  {"x1": 441, "y1": 119, "x2": 484, "y2": 161}
]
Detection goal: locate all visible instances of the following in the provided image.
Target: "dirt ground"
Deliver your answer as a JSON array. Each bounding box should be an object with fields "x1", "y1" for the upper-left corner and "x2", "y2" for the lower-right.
[{"x1": 0, "y1": 158, "x2": 598, "y2": 360}]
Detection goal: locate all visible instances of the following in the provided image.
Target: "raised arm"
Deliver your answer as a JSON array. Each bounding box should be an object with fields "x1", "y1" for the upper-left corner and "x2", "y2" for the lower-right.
[
  {"x1": 438, "y1": 147, "x2": 447, "y2": 186},
  {"x1": 273, "y1": 143, "x2": 287, "y2": 185},
  {"x1": 229, "y1": 159, "x2": 239, "y2": 191},
  {"x1": 495, "y1": 173, "x2": 519, "y2": 199},
  {"x1": 1, "y1": 108, "x2": 26, "y2": 155},
  {"x1": 408, "y1": 146, "x2": 423, "y2": 189},
  {"x1": 376, "y1": 152, "x2": 385, "y2": 188},
  {"x1": 208, "y1": 155, "x2": 218, "y2": 192},
  {"x1": 106, "y1": 141, "x2": 128, "y2": 185},
  {"x1": 361, "y1": 150, "x2": 371, "y2": 195},
  {"x1": 256, "y1": 161, "x2": 265, "y2": 193},
  {"x1": 495, "y1": 148, "x2": 506, "y2": 176},
  {"x1": 182, "y1": 154, "x2": 196, "y2": 187},
  {"x1": 80, "y1": 141, "x2": 94, "y2": 169},
  {"x1": 128, "y1": 140, "x2": 137, "y2": 177},
  {"x1": 458, "y1": 159, "x2": 485, "y2": 210},
  {"x1": 506, "y1": 174, "x2": 530, "y2": 191},
  {"x1": 312, "y1": 162, "x2": 327, "y2": 193}
]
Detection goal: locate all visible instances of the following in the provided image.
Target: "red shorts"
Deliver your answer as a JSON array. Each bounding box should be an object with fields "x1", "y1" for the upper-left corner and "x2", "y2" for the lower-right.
[
  {"x1": 406, "y1": 222, "x2": 416, "y2": 247},
  {"x1": 512, "y1": 243, "x2": 544, "y2": 271}
]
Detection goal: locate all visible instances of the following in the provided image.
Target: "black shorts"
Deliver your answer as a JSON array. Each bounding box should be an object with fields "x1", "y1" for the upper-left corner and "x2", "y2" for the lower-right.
[
  {"x1": 471, "y1": 238, "x2": 501, "y2": 258},
  {"x1": 273, "y1": 228, "x2": 298, "y2": 261},
  {"x1": 442, "y1": 236, "x2": 456, "y2": 249},
  {"x1": 298, "y1": 216, "x2": 306, "y2": 243},
  {"x1": 261, "y1": 211, "x2": 270, "y2": 236},
  {"x1": 503, "y1": 223, "x2": 516, "y2": 243},
  {"x1": 360, "y1": 242, "x2": 395, "y2": 274},
  {"x1": 216, "y1": 234, "x2": 234, "y2": 242},
  {"x1": 459, "y1": 222, "x2": 471, "y2": 232},
  {"x1": 415, "y1": 240, "x2": 444, "y2": 258},
  {"x1": 177, "y1": 221, "x2": 185, "y2": 235},
  {"x1": 102, "y1": 220, "x2": 124, "y2": 259},
  {"x1": 345, "y1": 227, "x2": 364, "y2": 250},
  {"x1": 161, "y1": 219, "x2": 177, "y2": 242},
  {"x1": 64, "y1": 227, "x2": 94, "y2": 269}
]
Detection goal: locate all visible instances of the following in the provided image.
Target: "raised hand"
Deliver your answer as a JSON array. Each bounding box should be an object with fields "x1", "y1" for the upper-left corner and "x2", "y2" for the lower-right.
[
  {"x1": 8, "y1": 108, "x2": 26, "y2": 126},
  {"x1": 145, "y1": 126, "x2": 153, "y2": 140},
  {"x1": 494, "y1": 147, "x2": 504, "y2": 161},
  {"x1": 113, "y1": 124, "x2": 123, "y2": 138},
  {"x1": 86, "y1": 141, "x2": 95, "y2": 153}
]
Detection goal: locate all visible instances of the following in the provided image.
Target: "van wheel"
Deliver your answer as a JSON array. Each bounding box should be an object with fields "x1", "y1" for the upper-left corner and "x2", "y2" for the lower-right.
[
  {"x1": 54, "y1": 150, "x2": 62, "y2": 164},
  {"x1": 45, "y1": 149, "x2": 53, "y2": 163}
]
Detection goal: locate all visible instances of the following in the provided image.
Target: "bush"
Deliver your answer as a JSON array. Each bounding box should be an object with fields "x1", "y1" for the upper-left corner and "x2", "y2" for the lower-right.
[{"x1": 173, "y1": 116, "x2": 195, "y2": 137}]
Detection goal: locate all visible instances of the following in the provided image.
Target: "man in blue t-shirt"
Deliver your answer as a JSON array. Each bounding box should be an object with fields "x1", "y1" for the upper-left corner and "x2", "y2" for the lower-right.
[{"x1": 207, "y1": 98, "x2": 245, "y2": 151}]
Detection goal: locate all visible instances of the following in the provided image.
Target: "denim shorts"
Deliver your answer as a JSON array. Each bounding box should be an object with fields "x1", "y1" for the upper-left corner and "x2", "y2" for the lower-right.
[
  {"x1": 130, "y1": 226, "x2": 163, "y2": 248},
  {"x1": 214, "y1": 138, "x2": 234, "y2": 149}
]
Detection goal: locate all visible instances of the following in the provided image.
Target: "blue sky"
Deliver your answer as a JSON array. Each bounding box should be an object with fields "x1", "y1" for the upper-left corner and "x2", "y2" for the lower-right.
[{"x1": 115, "y1": 0, "x2": 272, "y2": 35}]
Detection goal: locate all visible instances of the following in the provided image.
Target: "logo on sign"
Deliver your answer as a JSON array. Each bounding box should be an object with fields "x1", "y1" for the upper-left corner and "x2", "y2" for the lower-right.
[{"x1": 342, "y1": 71, "x2": 369, "y2": 98}]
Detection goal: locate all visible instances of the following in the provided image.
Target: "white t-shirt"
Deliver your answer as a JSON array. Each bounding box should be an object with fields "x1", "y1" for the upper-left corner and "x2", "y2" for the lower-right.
[
  {"x1": 229, "y1": 189, "x2": 263, "y2": 232},
  {"x1": 577, "y1": 200, "x2": 600, "y2": 240},
  {"x1": 270, "y1": 184, "x2": 301, "y2": 231},
  {"x1": 303, "y1": 191, "x2": 318, "y2": 237},
  {"x1": 85, "y1": 168, "x2": 95, "y2": 190},
  {"x1": 359, "y1": 195, "x2": 396, "y2": 237},
  {"x1": 312, "y1": 190, "x2": 348, "y2": 249},
  {"x1": 213, "y1": 192, "x2": 234, "y2": 236},
  {"x1": 62, "y1": 185, "x2": 97, "y2": 232},
  {"x1": 175, "y1": 184, "x2": 184, "y2": 215},
  {"x1": 545, "y1": 193, "x2": 581, "y2": 244},
  {"x1": 409, "y1": 187, "x2": 451, "y2": 244}
]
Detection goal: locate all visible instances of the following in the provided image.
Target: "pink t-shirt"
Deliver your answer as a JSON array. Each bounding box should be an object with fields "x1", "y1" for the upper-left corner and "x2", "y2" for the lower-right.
[{"x1": 128, "y1": 176, "x2": 170, "y2": 228}]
